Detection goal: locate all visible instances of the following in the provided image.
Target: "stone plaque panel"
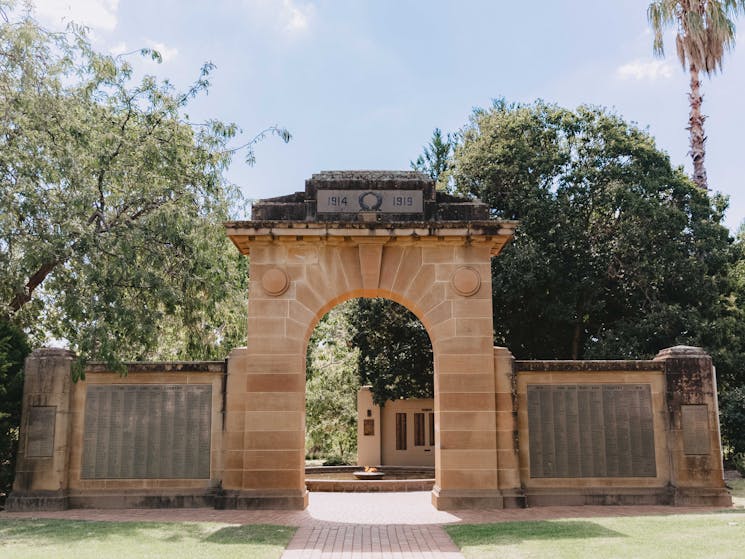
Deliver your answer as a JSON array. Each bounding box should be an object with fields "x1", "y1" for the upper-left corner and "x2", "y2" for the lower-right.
[
  {"x1": 82, "y1": 384, "x2": 212, "y2": 479},
  {"x1": 527, "y1": 384, "x2": 656, "y2": 478},
  {"x1": 681, "y1": 404, "x2": 710, "y2": 455},
  {"x1": 26, "y1": 406, "x2": 56, "y2": 458},
  {"x1": 317, "y1": 190, "x2": 424, "y2": 213}
]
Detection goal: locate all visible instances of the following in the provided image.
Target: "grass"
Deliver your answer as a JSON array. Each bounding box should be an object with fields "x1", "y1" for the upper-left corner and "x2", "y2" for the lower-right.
[
  {"x1": 0, "y1": 519, "x2": 296, "y2": 559},
  {"x1": 446, "y1": 513, "x2": 745, "y2": 559}
]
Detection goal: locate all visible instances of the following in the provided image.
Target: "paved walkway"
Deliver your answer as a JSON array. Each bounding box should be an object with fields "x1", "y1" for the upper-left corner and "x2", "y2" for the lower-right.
[
  {"x1": 1, "y1": 491, "x2": 736, "y2": 559},
  {"x1": 282, "y1": 524, "x2": 462, "y2": 559}
]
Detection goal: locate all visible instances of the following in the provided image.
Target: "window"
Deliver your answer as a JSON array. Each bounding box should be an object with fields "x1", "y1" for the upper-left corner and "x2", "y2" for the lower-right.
[
  {"x1": 395, "y1": 413, "x2": 407, "y2": 450},
  {"x1": 428, "y1": 412, "x2": 435, "y2": 446},
  {"x1": 414, "y1": 413, "x2": 425, "y2": 446}
]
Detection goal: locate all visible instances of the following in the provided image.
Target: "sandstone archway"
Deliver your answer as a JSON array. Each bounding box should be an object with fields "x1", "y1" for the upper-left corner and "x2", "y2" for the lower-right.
[{"x1": 223, "y1": 171, "x2": 516, "y2": 509}]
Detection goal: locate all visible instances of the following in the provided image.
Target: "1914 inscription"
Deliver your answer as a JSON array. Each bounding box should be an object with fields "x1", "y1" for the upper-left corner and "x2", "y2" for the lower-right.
[
  {"x1": 82, "y1": 384, "x2": 212, "y2": 479},
  {"x1": 527, "y1": 384, "x2": 656, "y2": 478}
]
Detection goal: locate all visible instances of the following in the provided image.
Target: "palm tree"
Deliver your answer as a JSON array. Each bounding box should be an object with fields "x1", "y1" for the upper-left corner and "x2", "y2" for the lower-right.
[{"x1": 648, "y1": 0, "x2": 745, "y2": 190}]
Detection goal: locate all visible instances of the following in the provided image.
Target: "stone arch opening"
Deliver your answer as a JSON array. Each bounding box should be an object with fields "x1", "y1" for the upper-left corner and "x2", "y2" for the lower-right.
[{"x1": 304, "y1": 296, "x2": 435, "y2": 470}]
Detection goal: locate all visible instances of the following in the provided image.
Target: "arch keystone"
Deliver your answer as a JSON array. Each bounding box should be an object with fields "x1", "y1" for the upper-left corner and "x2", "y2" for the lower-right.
[{"x1": 358, "y1": 242, "x2": 383, "y2": 289}]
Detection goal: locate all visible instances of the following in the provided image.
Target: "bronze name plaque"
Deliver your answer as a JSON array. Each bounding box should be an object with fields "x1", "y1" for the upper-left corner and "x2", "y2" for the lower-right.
[
  {"x1": 527, "y1": 384, "x2": 656, "y2": 478},
  {"x1": 26, "y1": 406, "x2": 56, "y2": 458},
  {"x1": 681, "y1": 404, "x2": 710, "y2": 455},
  {"x1": 82, "y1": 384, "x2": 212, "y2": 479}
]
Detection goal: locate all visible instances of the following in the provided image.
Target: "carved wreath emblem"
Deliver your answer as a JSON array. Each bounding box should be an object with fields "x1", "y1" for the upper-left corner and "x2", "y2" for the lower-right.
[{"x1": 358, "y1": 191, "x2": 383, "y2": 211}]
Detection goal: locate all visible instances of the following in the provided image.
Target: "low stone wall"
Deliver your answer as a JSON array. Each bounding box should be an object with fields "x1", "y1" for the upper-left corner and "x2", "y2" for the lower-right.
[
  {"x1": 7, "y1": 350, "x2": 225, "y2": 511},
  {"x1": 491, "y1": 346, "x2": 731, "y2": 507},
  {"x1": 6, "y1": 345, "x2": 731, "y2": 511},
  {"x1": 306, "y1": 479, "x2": 435, "y2": 492}
]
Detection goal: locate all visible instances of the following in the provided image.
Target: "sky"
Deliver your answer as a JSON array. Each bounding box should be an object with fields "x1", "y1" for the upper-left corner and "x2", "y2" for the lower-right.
[{"x1": 28, "y1": 0, "x2": 745, "y2": 233}]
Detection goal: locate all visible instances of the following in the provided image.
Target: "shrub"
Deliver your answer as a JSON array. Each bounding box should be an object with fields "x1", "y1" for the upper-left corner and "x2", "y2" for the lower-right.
[
  {"x1": 734, "y1": 454, "x2": 745, "y2": 477},
  {"x1": 719, "y1": 387, "x2": 745, "y2": 460},
  {"x1": 0, "y1": 319, "x2": 31, "y2": 506},
  {"x1": 322, "y1": 456, "x2": 348, "y2": 466}
]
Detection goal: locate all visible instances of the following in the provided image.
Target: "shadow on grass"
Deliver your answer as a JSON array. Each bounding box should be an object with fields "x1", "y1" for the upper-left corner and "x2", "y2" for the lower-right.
[
  {"x1": 204, "y1": 524, "x2": 295, "y2": 545},
  {"x1": 0, "y1": 519, "x2": 294, "y2": 547},
  {"x1": 446, "y1": 520, "x2": 625, "y2": 546}
]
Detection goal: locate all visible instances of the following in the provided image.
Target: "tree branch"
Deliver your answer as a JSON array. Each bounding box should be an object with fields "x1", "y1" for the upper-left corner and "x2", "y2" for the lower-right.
[{"x1": 9, "y1": 259, "x2": 59, "y2": 313}]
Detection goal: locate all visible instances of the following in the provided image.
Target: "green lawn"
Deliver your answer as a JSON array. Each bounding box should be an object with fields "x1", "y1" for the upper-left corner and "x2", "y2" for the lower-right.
[
  {"x1": 446, "y1": 512, "x2": 745, "y2": 559},
  {"x1": 0, "y1": 519, "x2": 296, "y2": 559}
]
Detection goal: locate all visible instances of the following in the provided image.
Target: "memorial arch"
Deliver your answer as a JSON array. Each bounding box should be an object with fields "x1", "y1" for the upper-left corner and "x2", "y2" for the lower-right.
[
  {"x1": 223, "y1": 171, "x2": 517, "y2": 509},
  {"x1": 8, "y1": 170, "x2": 730, "y2": 512}
]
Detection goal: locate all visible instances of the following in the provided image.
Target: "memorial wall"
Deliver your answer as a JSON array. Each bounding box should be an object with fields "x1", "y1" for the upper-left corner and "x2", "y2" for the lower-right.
[{"x1": 6, "y1": 342, "x2": 731, "y2": 511}]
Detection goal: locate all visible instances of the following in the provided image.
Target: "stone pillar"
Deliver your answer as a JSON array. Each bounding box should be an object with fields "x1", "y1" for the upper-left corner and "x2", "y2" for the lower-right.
[
  {"x1": 356, "y1": 387, "x2": 381, "y2": 466},
  {"x1": 6, "y1": 348, "x2": 75, "y2": 511},
  {"x1": 493, "y1": 346, "x2": 524, "y2": 507},
  {"x1": 431, "y1": 246, "x2": 503, "y2": 509},
  {"x1": 653, "y1": 346, "x2": 731, "y2": 506},
  {"x1": 217, "y1": 342, "x2": 307, "y2": 510}
]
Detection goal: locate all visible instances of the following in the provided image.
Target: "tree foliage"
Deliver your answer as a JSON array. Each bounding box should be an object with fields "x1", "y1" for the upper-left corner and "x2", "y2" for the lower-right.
[
  {"x1": 305, "y1": 303, "x2": 360, "y2": 462},
  {"x1": 410, "y1": 127, "x2": 455, "y2": 189},
  {"x1": 0, "y1": 5, "x2": 288, "y2": 369},
  {"x1": 0, "y1": 318, "x2": 29, "y2": 503},
  {"x1": 350, "y1": 298, "x2": 433, "y2": 406},
  {"x1": 719, "y1": 386, "x2": 745, "y2": 457},
  {"x1": 451, "y1": 100, "x2": 743, "y2": 386}
]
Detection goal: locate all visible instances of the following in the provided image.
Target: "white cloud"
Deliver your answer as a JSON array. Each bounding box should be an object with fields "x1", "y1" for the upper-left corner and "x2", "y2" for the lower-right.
[
  {"x1": 282, "y1": 0, "x2": 312, "y2": 33},
  {"x1": 109, "y1": 41, "x2": 128, "y2": 56},
  {"x1": 145, "y1": 40, "x2": 179, "y2": 62},
  {"x1": 280, "y1": 0, "x2": 314, "y2": 34},
  {"x1": 33, "y1": 0, "x2": 119, "y2": 31},
  {"x1": 616, "y1": 59, "x2": 674, "y2": 81},
  {"x1": 242, "y1": 0, "x2": 314, "y2": 35}
]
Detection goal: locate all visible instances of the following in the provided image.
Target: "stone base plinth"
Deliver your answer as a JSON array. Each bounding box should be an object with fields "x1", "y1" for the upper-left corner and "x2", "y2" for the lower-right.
[
  {"x1": 431, "y1": 487, "x2": 508, "y2": 509},
  {"x1": 524, "y1": 487, "x2": 675, "y2": 507},
  {"x1": 215, "y1": 489, "x2": 308, "y2": 510},
  {"x1": 673, "y1": 487, "x2": 732, "y2": 507},
  {"x1": 5, "y1": 490, "x2": 70, "y2": 512}
]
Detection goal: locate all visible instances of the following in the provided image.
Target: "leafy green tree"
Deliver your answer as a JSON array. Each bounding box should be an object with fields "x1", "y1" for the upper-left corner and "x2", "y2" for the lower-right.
[
  {"x1": 0, "y1": 5, "x2": 288, "y2": 369},
  {"x1": 410, "y1": 127, "x2": 455, "y2": 188},
  {"x1": 305, "y1": 302, "x2": 360, "y2": 462},
  {"x1": 351, "y1": 298, "x2": 433, "y2": 405},
  {"x1": 451, "y1": 100, "x2": 743, "y2": 386},
  {"x1": 648, "y1": 0, "x2": 745, "y2": 190},
  {"x1": 0, "y1": 318, "x2": 29, "y2": 504}
]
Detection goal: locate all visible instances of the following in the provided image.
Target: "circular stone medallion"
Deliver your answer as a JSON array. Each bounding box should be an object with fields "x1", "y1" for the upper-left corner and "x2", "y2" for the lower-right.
[
  {"x1": 261, "y1": 267, "x2": 289, "y2": 296},
  {"x1": 451, "y1": 266, "x2": 481, "y2": 297}
]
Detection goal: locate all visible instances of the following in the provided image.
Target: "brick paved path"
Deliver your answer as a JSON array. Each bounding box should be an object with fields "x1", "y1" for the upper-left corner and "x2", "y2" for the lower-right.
[
  {"x1": 2, "y1": 491, "x2": 735, "y2": 559},
  {"x1": 281, "y1": 524, "x2": 462, "y2": 559}
]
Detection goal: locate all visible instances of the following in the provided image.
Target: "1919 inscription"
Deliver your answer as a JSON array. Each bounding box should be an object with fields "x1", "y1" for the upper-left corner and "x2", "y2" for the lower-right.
[
  {"x1": 82, "y1": 384, "x2": 212, "y2": 479},
  {"x1": 527, "y1": 384, "x2": 656, "y2": 478}
]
